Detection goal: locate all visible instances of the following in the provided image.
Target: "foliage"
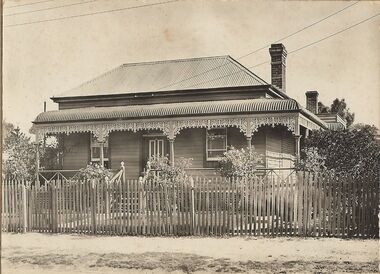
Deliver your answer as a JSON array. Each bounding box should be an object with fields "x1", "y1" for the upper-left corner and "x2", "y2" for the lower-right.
[
  {"x1": 218, "y1": 146, "x2": 263, "y2": 178},
  {"x1": 302, "y1": 124, "x2": 380, "y2": 182},
  {"x1": 318, "y1": 98, "x2": 355, "y2": 127},
  {"x1": 78, "y1": 163, "x2": 113, "y2": 181},
  {"x1": 39, "y1": 136, "x2": 65, "y2": 170},
  {"x1": 144, "y1": 155, "x2": 193, "y2": 183},
  {"x1": 296, "y1": 147, "x2": 333, "y2": 175},
  {"x1": 2, "y1": 122, "x2": 36, "y2": 181},
  {"x1": 2, "y1": 121, "x2": 67, "y2": 181}
]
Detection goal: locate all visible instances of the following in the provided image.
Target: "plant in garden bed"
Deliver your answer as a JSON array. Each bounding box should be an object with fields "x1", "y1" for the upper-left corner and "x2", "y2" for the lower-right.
[
  {"x1": 217, "y1": 146, "x2": 263, "y2": 211},
  {"x1": 77, "y1": 163, "x2": 113, "y2": 181},
  {"x1": 296, "y1": 147, "x2": 335, "y2": 176},
  {"x1": 142, "y1": 156, "x2": 193, "y2": 219},
  {"x1": 218, "y1": 146, "x2": 263, "y2": 179},
  {"x1": 144, "y1": 155, "x2": 193, "y2": 184}
]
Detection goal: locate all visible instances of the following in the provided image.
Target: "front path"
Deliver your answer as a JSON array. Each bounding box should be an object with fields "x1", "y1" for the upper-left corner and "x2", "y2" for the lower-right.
[{"x1": 1, "y1": 233, "x2": 378, "y2": 273}]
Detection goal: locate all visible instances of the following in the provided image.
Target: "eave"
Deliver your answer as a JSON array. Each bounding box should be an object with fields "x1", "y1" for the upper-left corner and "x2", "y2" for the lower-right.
[{"x1": 51, "y1": 85, "x2": 289, "y2": 104}]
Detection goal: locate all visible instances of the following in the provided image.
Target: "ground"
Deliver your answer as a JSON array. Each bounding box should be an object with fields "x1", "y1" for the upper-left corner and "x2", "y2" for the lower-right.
[{"x1": 1, "y1": 233, "x2": 378, "y2": 274}]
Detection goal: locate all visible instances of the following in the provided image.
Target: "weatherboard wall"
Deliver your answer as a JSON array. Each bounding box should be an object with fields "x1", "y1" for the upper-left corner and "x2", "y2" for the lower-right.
[{"x1": 60, "y1": 126, "x2": 295, "y2": 176}]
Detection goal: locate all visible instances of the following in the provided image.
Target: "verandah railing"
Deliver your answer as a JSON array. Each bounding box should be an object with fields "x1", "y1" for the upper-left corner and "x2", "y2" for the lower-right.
[{"x1": 2, "y1": 172, "x2": 379, "y2": 238}]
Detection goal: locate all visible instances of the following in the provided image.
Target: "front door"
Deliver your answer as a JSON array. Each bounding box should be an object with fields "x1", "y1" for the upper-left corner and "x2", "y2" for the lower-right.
[{"x1": 142, "y1": 137, "x2": 167, "y2": 172}]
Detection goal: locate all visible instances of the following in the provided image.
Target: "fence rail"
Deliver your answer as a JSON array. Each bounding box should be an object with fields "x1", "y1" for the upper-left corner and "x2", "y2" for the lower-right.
[{"x1": 2, "y1": 172, "x2": 379, "y2": 238}]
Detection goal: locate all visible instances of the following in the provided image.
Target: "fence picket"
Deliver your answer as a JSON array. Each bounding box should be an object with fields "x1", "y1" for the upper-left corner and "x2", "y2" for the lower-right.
[
  {"x1": 4, "y1": 182, "x2": 8, "y2": 231},
  {"x1": 269, "y1": 175, "x2": 274, "y2": 236},
  {"x1": 2, "y1": 182, "x2": 5, "y2": 231},
  {"x1": 157, "y1": 182, "x2": 162, "y2": 235},
  {"x1": 185, "y1": 179, "x2": 189, "y2": 235},
  {"x1": 337, "y1": 178, "x2": 343, "y2": 237},
  {"x1": 195, "y1": 181, "x2": 200, "y2": 236},
  {"x1": 363, "y1": 179, "x2": 368, "y2": 238},
  {"x1": 9, "y1": 181, "x2": 13, "y2": 232},
  {"x1": 203, "y1": 179, "x2": 207, "y2": 236},
  {"x1": 343, "y1": 178, "x2": 347, "y2": 238}
]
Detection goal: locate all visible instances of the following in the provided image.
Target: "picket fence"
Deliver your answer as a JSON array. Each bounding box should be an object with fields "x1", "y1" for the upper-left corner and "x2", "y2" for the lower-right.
[{"x1": 2, "y1": 172, "x2": 379, "y2": 238}]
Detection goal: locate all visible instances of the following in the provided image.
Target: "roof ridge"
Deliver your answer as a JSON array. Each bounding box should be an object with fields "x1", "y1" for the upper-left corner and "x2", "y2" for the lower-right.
[
  {"x1": 227, "y1": 56, "x2": 269, "y2": 85},
  {"x1": 54, "y1": 64, "x2": 124, "y2": 97},
  {"x1": 121, "y1": 55, "x2": 230, "y2": 67}
]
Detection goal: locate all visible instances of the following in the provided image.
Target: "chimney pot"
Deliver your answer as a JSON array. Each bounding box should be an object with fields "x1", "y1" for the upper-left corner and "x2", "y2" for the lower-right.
[
  {"x1": 269, "y1": 43, "x2": 287, "y2": 92},
  {"x1": 305, "y1": 90, "x2": 319, "y2": 114}
]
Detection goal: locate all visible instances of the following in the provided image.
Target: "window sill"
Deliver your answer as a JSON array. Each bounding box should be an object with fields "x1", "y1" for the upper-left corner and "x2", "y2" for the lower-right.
[{"x1": 206, "y1": 158, "x2": 222, "y2": 162}]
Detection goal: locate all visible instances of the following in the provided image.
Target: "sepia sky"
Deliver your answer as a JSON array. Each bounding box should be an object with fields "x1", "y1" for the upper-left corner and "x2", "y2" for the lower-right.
[{"x1": 3, "y1": 0, "x2": 380, "y2": 134}]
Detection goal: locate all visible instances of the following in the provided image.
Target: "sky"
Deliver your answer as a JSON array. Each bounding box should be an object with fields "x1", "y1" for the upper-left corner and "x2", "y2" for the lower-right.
[{"x1": 3, "y1": 0, "x2": 380, "y2": 135}]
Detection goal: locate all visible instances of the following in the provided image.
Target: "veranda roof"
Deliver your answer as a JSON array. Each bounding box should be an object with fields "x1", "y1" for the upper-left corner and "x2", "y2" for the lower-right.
[
  {"x1": 54, "y1": 56, "x2": 269, "y2": 98},
  {"x1": 33, "y1": 98, "x2": 325, "y2": 127}
]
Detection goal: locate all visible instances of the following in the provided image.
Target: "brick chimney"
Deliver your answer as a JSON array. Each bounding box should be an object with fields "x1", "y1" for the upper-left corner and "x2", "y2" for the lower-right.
[
  {"x1": 269, "y1": 43, "x2": 287, "y2": 92},
  {"x1": 305, "y1": 91, "x2": 319, "y2": 114}
]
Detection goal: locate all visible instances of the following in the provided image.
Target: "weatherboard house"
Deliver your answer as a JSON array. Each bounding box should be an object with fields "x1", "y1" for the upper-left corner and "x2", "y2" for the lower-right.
[{"x1": 31, "y1": 44, "x2": 345, "y2": 179}]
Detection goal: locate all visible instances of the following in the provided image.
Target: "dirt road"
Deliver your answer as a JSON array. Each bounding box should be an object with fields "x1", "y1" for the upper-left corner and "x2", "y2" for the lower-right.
[{"x1": 1, "y1": 233, "x2": 378, "y2": 273}]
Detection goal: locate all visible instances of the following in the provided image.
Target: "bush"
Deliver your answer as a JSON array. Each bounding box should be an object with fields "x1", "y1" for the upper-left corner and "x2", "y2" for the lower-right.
[
  {"x1": 218, "y1": 146, "x2": 263, "y2": 178},
  {"x1": 2, "y1": 122, "x2": 36, "y2": 181},
  {"x1": 296, "y1": 147, "x2": 335, "y2": 175},
  {"x1": 78, "y1": 163, "x2": 113, "y2": 181},
  {"x1": 302, "y1": 124, "x2": 380, "y2": 182},
  {"x1": 144, "y1": 155, "x2": 192, "y2": 183}
]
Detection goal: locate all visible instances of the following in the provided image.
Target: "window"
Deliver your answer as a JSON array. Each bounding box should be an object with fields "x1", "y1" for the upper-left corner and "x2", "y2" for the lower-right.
[
  {"x1": 206, "y1": 128, "x2": 227, "y2": 161},
  {"x1": 148, "y1": 139, "x2": 165, "y2": 159},
  {"x1": 90, "y1": 135, "x2": 109, "y2": 167}
]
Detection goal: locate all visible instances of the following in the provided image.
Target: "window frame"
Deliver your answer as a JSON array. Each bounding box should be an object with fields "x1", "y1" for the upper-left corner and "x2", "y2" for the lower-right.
[
  {"x1": 148, "y1": 138, "x2": 165, "y2": 159},
  {"x1": 205, "y1": 128, "x2": 228, "y2": 161},
  {"x1": 90, "y1": 135, "x2": 109, "y2": 164}
]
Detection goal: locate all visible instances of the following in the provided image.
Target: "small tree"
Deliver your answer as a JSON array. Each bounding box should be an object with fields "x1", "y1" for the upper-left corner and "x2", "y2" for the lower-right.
[
  {"x1": 2, "y1": 122, "x2": 36, "y2": 181},
  {"x1": 218, "y1": 146, "x2": 263, "y2": 179},
  {"x1": 318, "y1": 98, "x2": 355, "y2": 127}
]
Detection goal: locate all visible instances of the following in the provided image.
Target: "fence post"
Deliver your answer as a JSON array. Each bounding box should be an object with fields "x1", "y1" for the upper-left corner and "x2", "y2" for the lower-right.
[
  {"x1": 190, "y1": 177, "x2": 195, "y2": 235},
  {"x1": 50, "y1": 182, "x2": 54, "y2": 233},
  {"x1": 22, "y1": 184, "x2": 28, "y2": 233},
  {"x1": 121, "y1": 161, "x2": 126, "y2": 184},
  {"x1": 138, "y1": 176, "x2": 146, "y2": 234},
  {"x1": 35, "y1": 142, "x2": 40, "y2": 188},
  {"x1": 91, "y1": 179, "x2": 97, "y2": 234},
  {"x1": 105, "y1": 179, "x2": 110, "y2": 218}
]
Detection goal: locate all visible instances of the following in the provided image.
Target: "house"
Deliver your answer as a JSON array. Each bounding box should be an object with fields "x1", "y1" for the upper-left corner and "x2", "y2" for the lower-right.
[{"x1": 30, "y1": 44, "x2": 345, "y2": 179}]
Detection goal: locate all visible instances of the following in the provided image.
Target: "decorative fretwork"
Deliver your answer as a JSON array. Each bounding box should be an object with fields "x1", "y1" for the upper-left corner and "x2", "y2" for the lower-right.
[
  {"x1": 299, "y1": 115, "x2": 324, "y2": 131},
  {"x1": 31, "y1": 114, "x2": 300, "y2": 141},
  {"x1": 251, "y1": 116, "x2": 296, "y2": 133}
]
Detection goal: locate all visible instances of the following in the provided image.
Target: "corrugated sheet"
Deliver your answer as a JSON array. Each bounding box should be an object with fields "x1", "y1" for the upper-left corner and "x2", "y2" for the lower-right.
[
  {"x1": 327, "y1": 122, "x2": 346, "y2": 130},
  {"x1": 56, "y1": 56, "x2": 268, "y2": 98},
  {"x1": 34, "y1": 99, "x2": 300, "y2": 123}
]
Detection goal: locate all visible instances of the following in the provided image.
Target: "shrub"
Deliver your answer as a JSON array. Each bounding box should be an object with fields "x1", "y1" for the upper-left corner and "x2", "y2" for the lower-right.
[
  {"x1": 144, "y1": 155, "x2": 192, "y2": 183},
  {"x1": 296, "y1": 147, "x2": 334, "y2": 175},
  {"x1": 218, "y1": 146, "x2": 263, "y2": 178},
  {"x1": 303, "y1": 125, "x2": 380, "y2": 182},
  {"x1": 78, "y1": 163, "x2": 113, "y2": 181}
]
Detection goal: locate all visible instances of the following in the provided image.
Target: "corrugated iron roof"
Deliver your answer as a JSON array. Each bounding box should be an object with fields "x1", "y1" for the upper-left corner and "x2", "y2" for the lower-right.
[
  {"x1": 327, "y1": 122, "x2": 346, "y2": 130},
  {"x1": 34, "y1": 99, "x2": 301, "y2": 123},
  {"x1": 55, "y1": 56, "x2": 268, "y2": 98}
]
